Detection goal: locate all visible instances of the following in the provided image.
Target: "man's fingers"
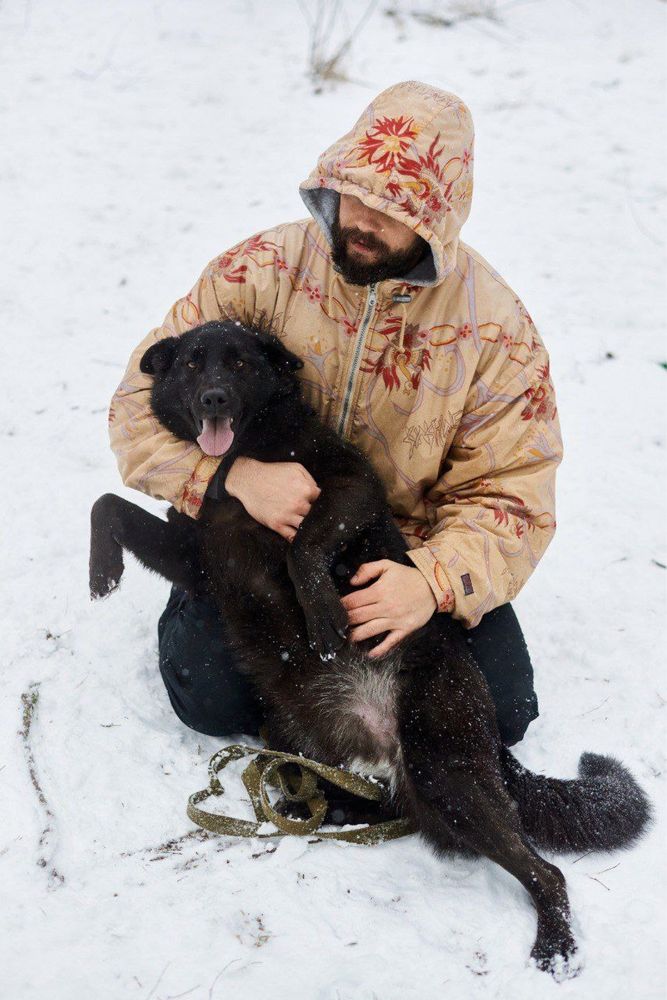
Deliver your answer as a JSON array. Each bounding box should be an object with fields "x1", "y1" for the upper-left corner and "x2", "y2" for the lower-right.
[
  {"x1": 349, "y1": 618, "x2": 392, "y2": 643},
  {"x1": 345, "y1": 603, "x2": 381, "y2": 626},
  {"x1": 298, "y1": 465, "x2": 321, "y2": 499},
  {"x1": 349, "y1": 560, "x2": 387, "y2": 586},
  {"x1": 367, "y1": 630, "x2": 405, "y2": 659},
  {"x1": 341, "y1": 581, "x2": 382, "y2": 611},
  {"x1": 297, "y1": 465, "x2": 319, "y2": 487}
]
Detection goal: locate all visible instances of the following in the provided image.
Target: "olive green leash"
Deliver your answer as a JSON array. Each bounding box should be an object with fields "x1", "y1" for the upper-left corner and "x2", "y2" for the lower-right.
[{"x1": 187, "y1": 743, "x2": 414, "y2": 845}]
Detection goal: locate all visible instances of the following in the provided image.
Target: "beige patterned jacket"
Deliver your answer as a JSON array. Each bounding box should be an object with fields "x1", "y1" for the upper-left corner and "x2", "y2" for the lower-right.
[{"x1": 110, "y1": 81, "x2": 562, "y2": 628}]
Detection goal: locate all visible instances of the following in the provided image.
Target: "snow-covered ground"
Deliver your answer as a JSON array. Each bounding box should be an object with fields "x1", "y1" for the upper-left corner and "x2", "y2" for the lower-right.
[{"x1": 1, "y1": 1, "x2": 665, "y2": 997}]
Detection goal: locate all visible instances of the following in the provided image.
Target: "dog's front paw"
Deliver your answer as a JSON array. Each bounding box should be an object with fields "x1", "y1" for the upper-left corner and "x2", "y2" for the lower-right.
[
  {"x1": 89, "y1": 539, "x2": 124, "y2": 600},
  {"x1": 304, "y1": 597, "x2": 348, "y2": 660}
]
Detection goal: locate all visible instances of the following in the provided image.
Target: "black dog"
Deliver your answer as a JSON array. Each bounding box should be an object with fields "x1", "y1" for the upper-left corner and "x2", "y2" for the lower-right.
[{"x1": 91, "y1": 320, "x2": 650, "y2": 977}]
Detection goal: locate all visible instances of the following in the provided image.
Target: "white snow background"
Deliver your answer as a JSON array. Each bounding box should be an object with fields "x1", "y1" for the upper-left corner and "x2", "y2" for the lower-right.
[{"x1": 1, "y1": 1, "x2": 665, "y2": 998}]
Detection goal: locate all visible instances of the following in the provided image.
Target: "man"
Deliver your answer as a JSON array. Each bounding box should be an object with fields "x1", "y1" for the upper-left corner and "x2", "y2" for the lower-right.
[{"x1": 110, "y1": 81, "x2": 562, "y2": 746}]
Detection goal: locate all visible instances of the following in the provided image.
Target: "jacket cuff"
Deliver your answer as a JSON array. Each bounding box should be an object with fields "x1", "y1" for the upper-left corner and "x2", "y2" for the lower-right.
[
  {"x1": 179, "y1": 455, "x2": 222, "y2": 518},
  {"x1": 406, "y1": 545, "x2": 455, "y2": 614}
]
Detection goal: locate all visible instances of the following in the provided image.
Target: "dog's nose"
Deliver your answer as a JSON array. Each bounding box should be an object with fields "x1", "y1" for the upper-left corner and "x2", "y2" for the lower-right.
[{"x1": 200, "y1": 388, "x2": 229, "y2": 415}]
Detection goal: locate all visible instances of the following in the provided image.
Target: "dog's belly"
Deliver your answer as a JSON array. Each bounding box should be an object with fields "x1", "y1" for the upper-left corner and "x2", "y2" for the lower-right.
[{"x1": 277, "y1": 652, "x2": 403, "y2": 783}]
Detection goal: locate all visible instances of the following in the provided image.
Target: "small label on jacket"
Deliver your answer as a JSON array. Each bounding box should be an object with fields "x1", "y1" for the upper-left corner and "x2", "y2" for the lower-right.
[{"x1": 461, "y1": 573, "x2": 474, "y2": 596}]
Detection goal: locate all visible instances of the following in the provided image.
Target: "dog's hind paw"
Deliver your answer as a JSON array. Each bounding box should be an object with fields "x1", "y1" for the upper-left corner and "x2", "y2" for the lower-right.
[{"x1": 530, "y1": 930, "x2": 582, "y2": 981}]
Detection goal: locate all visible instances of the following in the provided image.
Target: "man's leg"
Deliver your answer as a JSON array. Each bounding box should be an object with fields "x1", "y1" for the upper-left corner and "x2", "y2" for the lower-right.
[
  {"x1": 457, "y1": 603, "x2": 539, "y2": 746},
  {"x1": 157, "y1": 586, "x2": 265, "y2": 737}
]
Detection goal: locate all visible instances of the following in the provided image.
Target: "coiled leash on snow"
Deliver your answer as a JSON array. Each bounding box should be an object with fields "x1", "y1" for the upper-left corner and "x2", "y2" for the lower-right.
[{"x1": 187, "y1": 744, "x2": 414, "y2": 845}]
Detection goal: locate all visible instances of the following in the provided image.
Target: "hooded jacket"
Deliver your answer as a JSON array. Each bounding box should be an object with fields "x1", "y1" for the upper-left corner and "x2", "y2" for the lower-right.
[{"x1": 109, "y1": 81, "x2": 562, "y2": 628}]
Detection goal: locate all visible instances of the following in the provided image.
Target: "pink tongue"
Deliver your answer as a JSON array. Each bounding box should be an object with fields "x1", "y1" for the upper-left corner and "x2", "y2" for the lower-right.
[{"x1": 197, "y1": 417, "x2": 235, "y2": 457}]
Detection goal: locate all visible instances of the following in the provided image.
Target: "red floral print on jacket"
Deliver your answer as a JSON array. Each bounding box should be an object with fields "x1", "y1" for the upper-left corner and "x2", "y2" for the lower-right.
[{"x1": 355, "y1": 115, "x2": 420, "y2": 174}]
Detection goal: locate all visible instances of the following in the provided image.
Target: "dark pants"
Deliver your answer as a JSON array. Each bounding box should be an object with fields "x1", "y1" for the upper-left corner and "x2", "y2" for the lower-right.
[{"x1": 158, "y1": 587, "x2": 539, "y2": 746}]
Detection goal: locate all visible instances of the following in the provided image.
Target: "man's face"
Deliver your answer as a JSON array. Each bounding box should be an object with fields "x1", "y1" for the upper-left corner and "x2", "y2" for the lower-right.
[{"x1": 330, "y1": 193, "x2": 429, "y2": 286}]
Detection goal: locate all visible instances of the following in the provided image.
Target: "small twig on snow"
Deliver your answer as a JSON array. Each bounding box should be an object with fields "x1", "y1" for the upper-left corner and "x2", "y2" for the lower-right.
[
  {"x1": 577, "y1": 696, "x2": 610, "y2": 718},
  {"x1": 586, "y1": 860, "x2": 620, "y2": 891},
  {"x1": 121, "y1": 828, "x2": 218, "y2": 859},
  {"x1": 145, "y1": 962, "x2": 170, "y2": 1000},
  {"x1": 20, "y1": 683, "x2": 64, "y2": 887},
  {"x1": 571, "y1": 849, "x2": 595, "y2": 864},
  {"x1": 592, "y1": 862, "x2": 620, "y2": 877},
  {"x1": 586, "y1": 874, "x2": 611, "y2": 891},
  {"x1": 209, "y1": 961, "x2": 241, "y2": 998}
]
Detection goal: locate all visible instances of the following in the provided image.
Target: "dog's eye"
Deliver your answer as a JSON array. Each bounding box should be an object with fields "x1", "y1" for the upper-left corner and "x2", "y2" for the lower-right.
[
  {"x1": 235, "y1": 359, "x2": 245, "y2": 370},
  {"x1": 186, "y1": 361, "x2": 198, "y2": 370}
]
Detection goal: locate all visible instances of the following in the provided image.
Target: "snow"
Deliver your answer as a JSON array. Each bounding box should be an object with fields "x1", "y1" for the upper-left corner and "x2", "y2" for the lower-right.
[{"x1": 1, "y1": 1, "x2": 665, "y2": 997}]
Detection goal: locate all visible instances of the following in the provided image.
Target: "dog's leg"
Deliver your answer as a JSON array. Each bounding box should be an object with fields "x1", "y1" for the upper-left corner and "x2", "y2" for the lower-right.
[
  {"x1": 397, "y1": 662, "x2": 579, "y2": 978},
  {"x1": 285, "y1": 472, "x2": 386, "y2": 657},
  {"x1": 90, "y1": 493, "x2": 198, "y2": 598},
  {"x1": 403, "y1": 762, "x2": 576, "y2": 975},
  {"x1": 286, "y1": 542, "x2": 348, "y2": 658}
]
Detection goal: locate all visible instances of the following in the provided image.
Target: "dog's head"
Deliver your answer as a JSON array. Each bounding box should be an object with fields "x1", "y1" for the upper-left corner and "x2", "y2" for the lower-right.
[{"x1": 140, "y1": 320, "x2": 303, "y2": 458}]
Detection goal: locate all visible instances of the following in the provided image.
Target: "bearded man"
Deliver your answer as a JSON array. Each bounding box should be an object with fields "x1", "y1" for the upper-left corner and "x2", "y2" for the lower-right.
[{"x1": 109, "y1": 81, "x2": 562, "y2": 746}]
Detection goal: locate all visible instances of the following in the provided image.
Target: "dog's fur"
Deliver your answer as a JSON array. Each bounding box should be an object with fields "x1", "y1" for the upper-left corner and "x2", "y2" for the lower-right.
[{"x1": 91, "y1": 320, "x2": 651, "y2": 976}]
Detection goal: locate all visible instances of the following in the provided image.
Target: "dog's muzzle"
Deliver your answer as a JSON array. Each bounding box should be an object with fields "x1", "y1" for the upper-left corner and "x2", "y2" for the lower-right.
[{"x1": 196, "y1": 387, "x2": 237, "y2": 457}]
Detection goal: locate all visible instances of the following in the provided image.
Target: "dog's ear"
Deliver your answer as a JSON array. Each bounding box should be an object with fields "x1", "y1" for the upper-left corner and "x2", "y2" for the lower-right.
[
  {"x1": 257, "y1": 332, "x2": 304, "y2": 372},
  {"x1": 140, "y1": 337, "x2": 180, "y2": 375}
]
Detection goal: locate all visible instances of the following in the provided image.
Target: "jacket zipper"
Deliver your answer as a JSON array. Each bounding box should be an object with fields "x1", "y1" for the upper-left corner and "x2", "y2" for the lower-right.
[{"x1": 337, "y1": 283, "x2": 377, "y2": 436}]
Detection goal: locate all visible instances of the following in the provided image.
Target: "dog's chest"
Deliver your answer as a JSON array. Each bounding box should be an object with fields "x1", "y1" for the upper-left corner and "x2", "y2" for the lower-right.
[
  {"x1": 198, "y1": 500, "x2": 295, "y2": 612},
  {"x1": 199, "y1": 500, "x2": 288, "y2": 586}
]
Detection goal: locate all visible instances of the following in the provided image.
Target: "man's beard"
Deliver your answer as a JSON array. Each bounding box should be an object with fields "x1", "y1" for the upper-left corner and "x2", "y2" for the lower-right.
[{"x1": 329, "y1": 216, "x2": 430, "y2": 286}]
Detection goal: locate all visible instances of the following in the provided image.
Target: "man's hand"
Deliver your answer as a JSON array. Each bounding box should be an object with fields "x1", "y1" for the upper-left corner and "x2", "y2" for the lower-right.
[
  {"x1": 225, "y1": 457, "x2": 321, "y2": 541},
  {"x1": 340, "y1": 560, "x2": 437, "y2": 658}
]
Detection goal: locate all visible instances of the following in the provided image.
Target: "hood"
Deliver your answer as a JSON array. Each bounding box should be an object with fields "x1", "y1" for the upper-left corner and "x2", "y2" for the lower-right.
[{"x1": 299, "y1": 81, "x2": 474, "y2": 287}]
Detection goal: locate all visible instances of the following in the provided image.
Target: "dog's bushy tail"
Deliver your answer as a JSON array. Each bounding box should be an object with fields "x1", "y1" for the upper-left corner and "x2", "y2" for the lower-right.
[{"x1": 500, "y1": 746, "x2": 652, "y2": 854}]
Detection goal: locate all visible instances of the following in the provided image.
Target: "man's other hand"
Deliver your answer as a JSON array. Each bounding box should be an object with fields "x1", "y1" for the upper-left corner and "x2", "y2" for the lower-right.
[
  {"x1": 341, "y1": 560, "x2": 437, "y2": 658},
  {"x1": 225, "y1": 457, "x2": 321, "y2": 541}
]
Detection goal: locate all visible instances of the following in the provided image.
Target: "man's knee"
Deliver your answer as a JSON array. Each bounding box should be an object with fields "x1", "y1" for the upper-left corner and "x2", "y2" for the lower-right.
[
  {"x1": 461, "y1": 603, "x2": 539, "y2": 746},
  {"x1": 497, "y1": 691, "x2": 539, "y2": 746},
  {"x1": 162, "y1": 674, "x2": 263, "y2": 738},
  {"x1": 157, "y1": 587, "x2": 264, "y2": 737}
]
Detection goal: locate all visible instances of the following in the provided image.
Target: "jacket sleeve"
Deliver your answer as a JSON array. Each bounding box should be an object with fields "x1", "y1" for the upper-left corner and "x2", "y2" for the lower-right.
[
  {"x1": 406, "y1": 316, "x2": 563, "y2": 629},
  {"x1": 109, "y1": 245, "x2": 259, "y2": 518}
]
